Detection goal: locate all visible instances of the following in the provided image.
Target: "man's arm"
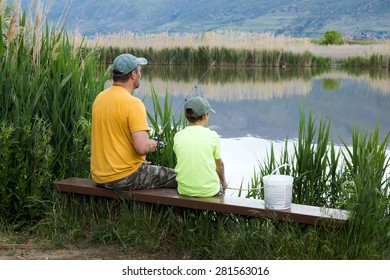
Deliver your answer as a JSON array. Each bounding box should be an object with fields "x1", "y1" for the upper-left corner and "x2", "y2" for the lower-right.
[{"x1": 132, "y1": 131, "x2": 157, "y2": 155}]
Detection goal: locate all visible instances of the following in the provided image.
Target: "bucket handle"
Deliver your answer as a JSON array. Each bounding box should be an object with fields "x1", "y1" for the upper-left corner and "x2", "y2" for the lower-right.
[{"x1": 270, "y1": 164, "x2": 292, "y2": 175}]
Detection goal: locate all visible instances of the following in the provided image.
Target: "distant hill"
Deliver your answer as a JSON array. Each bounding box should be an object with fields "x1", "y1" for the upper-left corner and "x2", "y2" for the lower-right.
[{"x1": 14, "y1": 0, "x2": 390, "y2": 38}]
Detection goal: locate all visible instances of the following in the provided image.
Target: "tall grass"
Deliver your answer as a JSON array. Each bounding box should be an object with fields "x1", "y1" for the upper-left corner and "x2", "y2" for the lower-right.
[
  {"x1": 90, "y1": 30, "x2": 390, "y2": 61},
  {"x1": 98, "y1": 46, "x2": 332, "y2": 68},
  {"x1": 88, "y1": 30, "x2": 389, "y2": 67},
  {"x1": 0, "y1": 118, "x2": 54, "y2": 228},
  {"x1": 255, "y1": 109, "x2": 343, "y2": 208},
  {"x1": 91, "y1": 31, "x2": 313, "y2": 53},
  {"x1": 341, "y1": 127, "x2": 390, "y2": 258},
  {"x1": 0, "y1": 2, "x2": 108, "y2": 224},
  {"x1": 146, "y1": 87, "x2": 184, "y2": 168},
  {"x1": 292, "y1": 109, "x2": 337, "y2": 206},
  {"x1": 340, "y1": 54, "x2": 390, "y2": 68},
  {"x1": 253, "y1": 110, "x2": 390, "y2": 258}
]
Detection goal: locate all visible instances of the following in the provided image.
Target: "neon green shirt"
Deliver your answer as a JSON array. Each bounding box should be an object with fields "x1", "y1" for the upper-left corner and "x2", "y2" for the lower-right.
[{"x1": 173, "y1": 126, "x2": 221, "y2": 197}]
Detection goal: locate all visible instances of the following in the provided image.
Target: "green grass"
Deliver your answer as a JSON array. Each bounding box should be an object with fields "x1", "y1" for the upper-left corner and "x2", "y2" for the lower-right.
[
  {"x1": 0, "y1": 8, "x2": 108, "y2": 225},
  {"x1": 146, "y1": 86, "x2": 185, "y2": 168},
  {"x1": 340, "y1": 54, "x2": 390, "y2": 68}
]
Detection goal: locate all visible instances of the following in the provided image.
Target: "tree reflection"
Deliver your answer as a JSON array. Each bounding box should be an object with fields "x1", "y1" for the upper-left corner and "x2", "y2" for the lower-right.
[{"x1": 322, "y1": 78, "x2": 341, "y2": 91}]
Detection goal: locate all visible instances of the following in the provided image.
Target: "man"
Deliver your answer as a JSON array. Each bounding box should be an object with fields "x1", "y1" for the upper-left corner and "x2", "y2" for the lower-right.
[
  {"x1": 173, "y1": 96, "x2": 228, "y2": 197},
  {"x1": 91, "y1": 53, "x2": 177, "y2": 190}
]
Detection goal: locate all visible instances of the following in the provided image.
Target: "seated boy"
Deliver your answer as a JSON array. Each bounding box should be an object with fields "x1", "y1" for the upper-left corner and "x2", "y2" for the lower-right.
[{"x1": 173, "y1": 96, "x2": 228, "y2": 197}]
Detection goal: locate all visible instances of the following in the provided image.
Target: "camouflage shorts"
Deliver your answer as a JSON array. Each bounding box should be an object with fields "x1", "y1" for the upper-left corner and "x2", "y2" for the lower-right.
[{"x1": 101, "y1": 164, "x2": 177, "y2": 191}]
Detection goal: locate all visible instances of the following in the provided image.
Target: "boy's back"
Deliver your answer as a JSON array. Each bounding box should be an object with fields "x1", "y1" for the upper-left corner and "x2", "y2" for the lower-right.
[{"x1": 174, "y1": 126, "x2": 221, "y2": 197}]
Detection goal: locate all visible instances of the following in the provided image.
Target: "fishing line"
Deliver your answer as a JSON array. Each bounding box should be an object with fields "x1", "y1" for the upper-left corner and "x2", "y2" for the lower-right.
[
  {"x1": 161, "y1": 60, "x2": 216, "y2": 132},
  {"x1": 153, "y1": 60, "x2": 216, "y2": 148}
]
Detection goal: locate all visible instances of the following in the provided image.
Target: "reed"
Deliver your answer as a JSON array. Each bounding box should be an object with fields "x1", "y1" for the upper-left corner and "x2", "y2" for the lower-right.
[
  {"x1": 90, "y1": 30, "x2": 390, "y2": 61},
  {"x1": 251, "y1": 111, "x2": 389, "y2": 258},
  {"x1": 91, "y1": 31, "x2": 313, "y2": 53},
  {"x1": 97, "y1": 46, "x2": 332, "y2": 68},
  {"x1": 146, "y1": 88, "x2": 184, "y2": 168},
  {"x1": 256, "y1": 108, "x2": 343, "y2": 208},
  {"x1": 0, "y1": 2, "x2": 108, "y2": 223},
  {"x1": 88, "y1": 30, "x2": 390, "y2": 67},
  {"x1": 0, "y1": 118, "x2": 54, "y2": 228},
  {"x1": 340, "y1": 54, "x2": 390, "y2": 68},
  {"x1": 292, "y1": 109, "x2": 332, "y2": 206},
  {"x1": 340, "y1": 127, "x2": 390, "y2": 258}
]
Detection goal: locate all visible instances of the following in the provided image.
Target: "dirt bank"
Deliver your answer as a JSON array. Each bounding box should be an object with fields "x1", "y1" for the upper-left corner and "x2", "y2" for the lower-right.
[{"x1": 0, "y1": 235, "x2": 185, "y2": 260}]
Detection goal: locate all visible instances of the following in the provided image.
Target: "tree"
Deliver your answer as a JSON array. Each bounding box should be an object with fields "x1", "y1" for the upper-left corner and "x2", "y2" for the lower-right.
[{"x1": 320, "y1": 30, "x2": 343, "y2": 45}]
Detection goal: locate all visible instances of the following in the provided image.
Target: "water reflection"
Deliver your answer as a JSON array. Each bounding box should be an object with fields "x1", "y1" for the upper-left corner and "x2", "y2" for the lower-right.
[
  {"x1": 136, "y1": 67, "x2": 390, "y2": 144},
  {"x1": 322, "y1": 78, "x2": 341, "y2": 91}
]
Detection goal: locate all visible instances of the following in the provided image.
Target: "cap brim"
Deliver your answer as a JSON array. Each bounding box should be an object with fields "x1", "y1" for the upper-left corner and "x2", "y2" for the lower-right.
[
  {"x1": 135, "y1": 57, "x2": 148, "y2": 65},
  {"x1": 209, "y1": 108, "x2": 216, "y2": 114}
]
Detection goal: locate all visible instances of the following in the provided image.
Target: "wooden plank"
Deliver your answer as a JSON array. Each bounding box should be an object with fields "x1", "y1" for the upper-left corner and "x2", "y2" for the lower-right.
[
  {"x1": 53, "y1": 177, "x2": 349, "y2": 227},
  {"x1": 54, "y1": 177, "x2": 130, "y2": 199}
]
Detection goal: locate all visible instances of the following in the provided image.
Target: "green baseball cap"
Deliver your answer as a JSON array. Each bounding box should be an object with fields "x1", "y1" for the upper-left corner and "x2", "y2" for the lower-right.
[
  {"x1": 184, "y1": 96, "x2": 216, "y2": 117},
  {"x1": 112, "y1": 53, "x2": 148, "y2": 74}
]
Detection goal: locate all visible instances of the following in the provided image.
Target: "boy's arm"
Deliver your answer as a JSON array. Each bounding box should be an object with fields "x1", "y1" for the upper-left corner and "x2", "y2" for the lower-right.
[{"x1": 215, "y1": 158, "x2": 228, "y2": 189}]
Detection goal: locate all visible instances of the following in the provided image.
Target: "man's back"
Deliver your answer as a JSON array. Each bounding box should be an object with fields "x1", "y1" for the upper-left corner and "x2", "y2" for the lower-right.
[{"x1": 91, "y1": 85, "x2": 148, "y2": 184}]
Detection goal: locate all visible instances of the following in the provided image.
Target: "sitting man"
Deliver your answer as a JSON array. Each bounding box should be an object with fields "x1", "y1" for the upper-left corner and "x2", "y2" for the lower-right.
[
  {"x1": 173, "y1": 96, "x2": 228, "y2": 197},
  {"x1": 91, "y1": 53, "x2": 177, "y2": 190}
]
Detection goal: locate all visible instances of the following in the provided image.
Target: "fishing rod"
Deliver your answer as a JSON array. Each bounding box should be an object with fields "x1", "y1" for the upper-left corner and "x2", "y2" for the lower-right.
[{"x1": 153, "y1": 60, "x2": 216, "y2": 150}]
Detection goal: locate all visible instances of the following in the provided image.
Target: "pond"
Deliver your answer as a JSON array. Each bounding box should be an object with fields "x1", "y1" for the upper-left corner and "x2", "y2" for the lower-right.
[{"x1": 134, "y1": 66, "x2": 390, "y2": 189}]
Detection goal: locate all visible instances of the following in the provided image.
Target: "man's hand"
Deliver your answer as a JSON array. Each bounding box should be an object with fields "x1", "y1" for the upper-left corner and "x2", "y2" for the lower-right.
[
  {"x1": 132, "y1": 131, "x2": 157, "y2": 155},
  {"x1": 148, "y1": 139, "x2": 158, "y2": 153}
]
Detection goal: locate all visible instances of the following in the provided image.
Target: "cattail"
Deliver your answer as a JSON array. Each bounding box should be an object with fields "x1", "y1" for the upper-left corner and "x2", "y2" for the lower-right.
[
  {"x1": 32, "y1": 31, "x2": 41, "y2": 65},
  {"x1": 87, "y1": 30, "x2": 316, "y2": 53},
  {"x1": 0, "y1": 0, "x2": 7, "y2": 18},
  {"x1": 6, "y1": 3, "x2": 18, "y2": 44},
  {"x1": 51, "y1": 39, "x2": 61, "y2": 61},
  {"x1": 34, "y1": 0, "x2": 42, "y2": 35}
]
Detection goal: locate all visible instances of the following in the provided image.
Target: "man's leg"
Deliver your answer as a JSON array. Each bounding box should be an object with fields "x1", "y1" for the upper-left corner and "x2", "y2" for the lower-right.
[{"x1": 106, "y1": 164, "x2": 177, "y2": 190}]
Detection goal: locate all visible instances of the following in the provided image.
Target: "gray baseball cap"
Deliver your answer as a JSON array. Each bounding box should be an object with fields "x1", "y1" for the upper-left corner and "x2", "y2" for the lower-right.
[
  {"x1": 112, "y1": 54, "x2": 147, "y2": 74},
  {"x1": 184, "y1": 96, "x2": 216, "y2": 117}
]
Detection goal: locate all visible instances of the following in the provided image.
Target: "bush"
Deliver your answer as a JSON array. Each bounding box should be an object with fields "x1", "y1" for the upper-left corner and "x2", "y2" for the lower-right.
[{"x1": 321, "y1": 30, "x2": 344, "y2": 45}]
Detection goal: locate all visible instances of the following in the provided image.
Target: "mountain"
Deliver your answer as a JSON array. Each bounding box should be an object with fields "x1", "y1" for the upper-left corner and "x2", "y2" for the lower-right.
[{"x1": 15, "y1": 0, "x2": 390, "y2": 38}]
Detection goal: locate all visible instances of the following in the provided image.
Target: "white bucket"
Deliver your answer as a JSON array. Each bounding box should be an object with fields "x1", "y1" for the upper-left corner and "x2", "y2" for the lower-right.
[{"x1": 263, "y1": 166, "x2": 293, "y2": 210}]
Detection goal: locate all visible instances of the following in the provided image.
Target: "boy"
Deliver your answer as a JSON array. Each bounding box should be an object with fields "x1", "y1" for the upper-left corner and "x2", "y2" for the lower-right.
[{"x1": 174, "y1": 96, "x2": 228, "y2": 197}]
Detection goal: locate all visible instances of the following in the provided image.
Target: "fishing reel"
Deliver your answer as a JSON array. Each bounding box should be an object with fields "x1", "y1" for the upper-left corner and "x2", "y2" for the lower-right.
[
  {"x1": 154, "y1": 137, "x2": 167, "y2": 150},
  {"x1": 153, "y1": 131, "x2": 167, "y2": 151}
]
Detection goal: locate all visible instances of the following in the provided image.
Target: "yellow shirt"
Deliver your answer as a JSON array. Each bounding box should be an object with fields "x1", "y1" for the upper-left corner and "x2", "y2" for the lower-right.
[{"x1": 91, "y1": 86, "x2": 149, "y2": 183}]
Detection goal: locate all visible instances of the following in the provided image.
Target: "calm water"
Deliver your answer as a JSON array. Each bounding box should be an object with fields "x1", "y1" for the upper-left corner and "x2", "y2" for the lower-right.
[{"x1": 134, "y1": 66, "x2": 390, "y2": 188}]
